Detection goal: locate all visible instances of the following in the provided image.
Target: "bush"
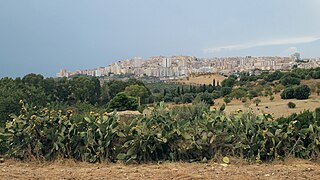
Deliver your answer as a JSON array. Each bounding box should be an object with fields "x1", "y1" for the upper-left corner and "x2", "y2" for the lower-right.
[
  {"x1": 195, "y1": 92, "x2": 214, "y2": 105},
  {"x1": 108, "y1": 92, "x2": 138, "y2": 111},
  {"x1": 220, "y1": 87, "x2": 232, "y2": 97},
  {"x1": 280, "y1": 87, "x2": 295, "y2": 99},
  {"x1": 212, "y1": 90, "x2": 220, "y2": 99},
  {"x1": 223, "y1": 97, "x2": 231, "y2": 104},
  {"x1": 231, "y1": 88, "x2": 247, "y2": 99},
  {"x1": 163, "y1": 93, "x2": 174, "y2": 102},
  {"x1": 294, "y1": 85, "x2": 311, "y2": 100},
  {"x1": 173, "y1": 97, "x2": 181, "y2": 104},
  {"x1": 288, "y1": 102, "x2": 296, "y2": 108},
  {"x1": 181, "y1": 93, "x2": 194, "y2": 103},
  {"x1": 249, "y1": 90, "x2": 259, "y2": 98},
  {"x1": 280, "y1": 76, "x2": 301, "y2": 86}
]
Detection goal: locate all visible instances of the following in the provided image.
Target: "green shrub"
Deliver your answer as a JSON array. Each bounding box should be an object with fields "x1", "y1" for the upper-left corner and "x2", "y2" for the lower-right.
[
  {"x1": 287, "y1": 102, "x2": 296, "y2": 108},
  {"x1": 280, "y1": 76, "x2": 300, "y2": 86},
  {"x1": 294, "y1": 85, "x2": 311, "y2": 100},
  {"x1": 223, "y1": 97, "x2": 231, "y2": 104},
  {"x1": 280, "y1": 87, "x2": 295, "y2": 99}
]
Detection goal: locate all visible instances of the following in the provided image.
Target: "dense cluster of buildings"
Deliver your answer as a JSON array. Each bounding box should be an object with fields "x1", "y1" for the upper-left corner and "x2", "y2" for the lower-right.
[{"x1": 57, "y1": 55, "x2": 320, "y2": 79}]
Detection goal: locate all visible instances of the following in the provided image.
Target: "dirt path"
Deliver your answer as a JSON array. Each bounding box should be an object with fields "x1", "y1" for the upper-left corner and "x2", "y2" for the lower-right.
[{"x1": 1, "y1": 159, "x2": 320, "y2": 179}]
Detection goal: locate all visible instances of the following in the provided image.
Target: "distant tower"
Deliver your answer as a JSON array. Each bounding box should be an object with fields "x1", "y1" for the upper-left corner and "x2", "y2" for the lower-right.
[
  {"x1": 162, "y1": 58, "x2": 172, "y2": 77},
  {"x1": 56, "y1": 68, "x2": 68, "y2": 77},
  {"x1": 162, "y1": 58, "x2": 172, "y2": 68}
]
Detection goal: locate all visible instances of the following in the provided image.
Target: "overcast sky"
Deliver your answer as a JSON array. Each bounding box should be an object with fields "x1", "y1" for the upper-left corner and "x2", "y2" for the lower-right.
[{"x1": 0, "y1": 0, "x2": 319, "y2": 77}]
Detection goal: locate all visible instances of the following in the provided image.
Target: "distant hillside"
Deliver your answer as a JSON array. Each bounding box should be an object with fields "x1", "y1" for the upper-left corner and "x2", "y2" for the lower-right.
[{"x1": 172, "y1": 74, "x2": 227, "y2": 85}]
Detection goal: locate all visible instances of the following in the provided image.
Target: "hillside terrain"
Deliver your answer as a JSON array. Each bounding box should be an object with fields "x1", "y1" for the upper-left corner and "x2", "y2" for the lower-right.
[
  {"x1": 172, "y1": 74, "x2": 226, "y2": 85},
  {"x1": 215, "y1": 93, "x2": 320, "y2": 118}
]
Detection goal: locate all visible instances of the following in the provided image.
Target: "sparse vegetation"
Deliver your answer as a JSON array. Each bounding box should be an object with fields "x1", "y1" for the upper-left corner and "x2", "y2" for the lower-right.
[{"x1": 253, "y1": 98, "x2": 261, "y2": 106}]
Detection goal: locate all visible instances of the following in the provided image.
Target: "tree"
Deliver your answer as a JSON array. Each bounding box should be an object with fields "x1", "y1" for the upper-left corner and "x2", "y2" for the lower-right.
[
  {"x1": 230, "y1": 88, "x2": 247, "y2": 99},
  {"x1": 124, "y1": 84, "x2": 149, "y2": 105},
  {"x1": 280, "y1": 76, "x2": 300, "y2": 86},
  {"x1": 108, "y1": 92, "x2": 138, "y2": 111},
  {"x1": 181, "y1": 86, "x2": 185, "y2": 94},
  {"x1": 212, "y1": 90, "x2": 220, "y2": 99},
  {"x1": 264, "y1": 70, "x2": 284, "y2": 82},
  {"x1": 55, "y1": 77, "x2": 72, "y2": 102},
  {"x1": 220, "y1": 87, "x2": 232, "y2": 97},
  {"x1": 176, "y1": 86, "x2": 181, "y2": 95},
  {"x1": 152, "y1": 88, "x2": 161, "y2": 94},
  {"x1": 22, "y1": 85, "x2": 48, "y2": 106},
  {"x1": 274, "y1": 84, "x2": 285, "y2": 94},
  {"x1": 294, "y1": 85, "x2": 311, "y2": 100},
  {"x1": 173, "y1": 97, "x2": 181, "y2": 104},
  {"x1": 107, "y1": 80, "x2": 127, "y2": 98},
  {"x1": 124, "y1": 85, "x2": 148, "y2": 100},
  {"x1": 221, "y1": 77, "x2": 236, "y2": 87},
  {"x1": 43, "y1": 77, "x2": 56, "y2": 101},
  {"x1": 70, "y1": 76, "x2": 100, "y2": 104},
  {"x1": 181, "y1": 93, "x2": 194, "y2": 103},
  {"x1": 163, "y1": 93, "x2": 174, "y2": 102},
  {"x1": 216, "y1": 80, "x2": 220, "y2": 87},
  {"x1": 280, "y1": 87, "x2": 295, "y2": 99},
  {"x1": 126, "y1": 78, "x2": 145, "y2": 87},
  {"x1": 312, "y1": 70, "x2": 320, "y2": 79},
  {"x1": 224, "y1": 97, "x2": 231, "y2": 105},
  {"x1": 22, "y1": 73, "x2": 44, "y2": 87},
  {"x1": 316, "y1": 82, "x2": 320, "y2": 96},
  {"x1": 100, "y1": 82, "x2": 110, "y2": 105},
  {"x1": 0, "y1": 78, "x2": 24, "y2": 125},
  {"x1": 198, "y1": 92, "x2": 214, "y2": 105}
]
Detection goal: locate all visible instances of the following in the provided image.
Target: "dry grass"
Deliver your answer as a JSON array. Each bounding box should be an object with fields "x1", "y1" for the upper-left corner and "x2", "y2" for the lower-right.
[
  {"x1": 215, "y1": 93, "x2": 320, "y2": 118},
  {"x1": 173, "y1": 74, "x2": 226, "y2": 85}
]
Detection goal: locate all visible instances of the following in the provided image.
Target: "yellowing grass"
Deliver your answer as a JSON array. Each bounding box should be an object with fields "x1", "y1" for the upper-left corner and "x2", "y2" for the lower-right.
[{"x1": 215, "y1": 93, "x2": 320, "y2": 118}]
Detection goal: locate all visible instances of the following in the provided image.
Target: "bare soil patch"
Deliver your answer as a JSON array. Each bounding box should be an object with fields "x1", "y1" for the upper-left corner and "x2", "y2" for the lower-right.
[{"x1": 1, "y1": 159, "x2": 320, "y2": 179}]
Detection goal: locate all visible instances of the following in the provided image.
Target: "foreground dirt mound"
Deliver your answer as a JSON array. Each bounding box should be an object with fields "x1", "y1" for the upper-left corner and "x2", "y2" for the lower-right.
[{"x1": 1, "y1": 159, "x2": 320, "y2": 179}]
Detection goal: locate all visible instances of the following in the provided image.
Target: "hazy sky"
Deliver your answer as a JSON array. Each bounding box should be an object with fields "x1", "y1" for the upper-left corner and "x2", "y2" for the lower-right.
[{"x1": 0, "y1": 0, "x2": 320, "y2": 77}]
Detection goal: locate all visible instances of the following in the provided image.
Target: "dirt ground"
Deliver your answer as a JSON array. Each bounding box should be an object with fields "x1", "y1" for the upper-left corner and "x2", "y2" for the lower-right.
[
  {"x1": 214, "y1": 93, "x2": 320, "y2": 119},
  {"x1": 1, "y1": 158, "x2": 320, "y2": 179}
]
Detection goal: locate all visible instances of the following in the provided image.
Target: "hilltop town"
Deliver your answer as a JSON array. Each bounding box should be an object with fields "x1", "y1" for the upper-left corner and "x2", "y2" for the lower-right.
[{"x1": 57, "y1": 54, "x2": 320, "y2": 79}]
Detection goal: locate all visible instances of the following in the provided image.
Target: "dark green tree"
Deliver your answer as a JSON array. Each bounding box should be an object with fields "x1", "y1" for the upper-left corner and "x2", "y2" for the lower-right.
[
  {"x1": 220, "y1": 87, "x2": 232, "y2": 97},
  {"x1": 108, "y1": 92, "x2": 138, "y2": 111},
  {"x1": 280, "y1": 76, "x2": 300, "y2": 86},
  {"x1": 107, "y1": 80, "x2": 127, "y2": 99},
  {"x1": 294, "y1": 85, "x2": 311, "y2": 100},
  {"x1": 124, "y1": 84, "x2": 149, "y2": 104},
  {"x1": 280, "y1": 87, "x2": 295, "y2": 99},
  {"x1": 221, "y1": 77, "x2": 236, "y2": 87}
]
